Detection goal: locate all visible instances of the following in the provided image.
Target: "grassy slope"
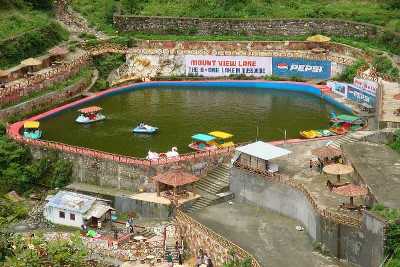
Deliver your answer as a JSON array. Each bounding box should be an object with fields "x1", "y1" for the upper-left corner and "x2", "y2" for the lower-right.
[
  {"x1": 0, "y1": 8, "x2": 53, "y2": 40},
  {"x1": 72, "y1": 0, "x2": 400, "y2": 34}
]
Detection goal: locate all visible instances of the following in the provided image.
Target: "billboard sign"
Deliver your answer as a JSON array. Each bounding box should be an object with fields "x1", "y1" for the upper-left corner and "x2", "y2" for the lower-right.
[
  {"x1": 327, "y1": 81, "x2": 348, "y2": 97},
  {"x1": 185, "y1": 55, "x2": 272, "y2": 77},
  {"x1": 272, "y1": 57, "x2": 331, "y2": 79},
  {"x1": 347, "y1": 85, "x2": 376, "y2": 107},
  {"x1": 353, "y1": 77, "x2": 378, "y2": 96}
]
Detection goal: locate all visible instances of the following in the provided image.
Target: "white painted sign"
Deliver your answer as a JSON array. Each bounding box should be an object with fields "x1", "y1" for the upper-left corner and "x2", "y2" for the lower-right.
[
  {"x1": 327, "y1": 81, "x2": 348, "y2": 97},
  {"x1": 185, "y1": 55, "x2": 272, "y2": 77},
  {"x1": 353, "y1": 77, "x2": 378, "y2": 96}
]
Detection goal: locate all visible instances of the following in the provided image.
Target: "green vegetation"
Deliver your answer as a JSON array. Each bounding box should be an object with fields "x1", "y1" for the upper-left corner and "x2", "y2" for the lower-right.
[
  {"x1": 71, "y1": 0, "x2": 116, "y2": 34},
  {"x1": 0, "y1": 126, "x2": 73, "y2": 195},
  {"x1": 390, "y1": 130, "x2": 400, "y2": 153},
  {"x1": 372, "y1": 55, "x2": 400, "y2": 80},
  {"x1": 91, "y1": 54, "x2": 125, "y2": 91},
  {"x1": 0, "y1": 198, "x2": 28, "y2": 229},
  {"x1": 371, "y1": 204, "x2": 400, "y2": 267},
  {"x1": 0, "y1": 1, "x2": 68, "y2": 69},
  {"x1": 223, "y1": 251, "x2": 252, "y2": 267},
  {"x1": 334, "y1": 59, "x2": 368, "y2": 83},
  {"x1": 2, "y1": 232, "x2": 88, "y2": 267},
  {"x1": 118, "y1": 0, "x2": 399, "y2": 27}
]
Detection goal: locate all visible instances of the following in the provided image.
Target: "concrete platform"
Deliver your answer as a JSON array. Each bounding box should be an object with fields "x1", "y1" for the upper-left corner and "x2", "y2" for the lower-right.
[{"x1": 192, "y1": 201, "x2": 344, "y2": 267}]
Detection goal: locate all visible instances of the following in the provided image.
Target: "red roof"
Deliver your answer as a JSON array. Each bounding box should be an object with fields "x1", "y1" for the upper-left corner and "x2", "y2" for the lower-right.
[
  {"x1": 78, "y1": 106, "x2": 102, "y2": 114},
  {"x1": 152, "y1": 170, "x2": 199, "y2": 187},
  {"x1": 332, "y1": 184, "x2": 368, "y2": 197}
]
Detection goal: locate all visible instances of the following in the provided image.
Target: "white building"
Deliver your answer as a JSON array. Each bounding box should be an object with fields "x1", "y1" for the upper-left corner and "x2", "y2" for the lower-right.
[{"x1": 44, "y1": 191, "x2": 114, "y2": 228}]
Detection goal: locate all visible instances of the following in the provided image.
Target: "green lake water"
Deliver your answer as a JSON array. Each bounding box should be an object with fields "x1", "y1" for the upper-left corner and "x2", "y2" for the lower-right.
[{"x1": 39, "y1": 86, "x2": 343, "y2": 157}]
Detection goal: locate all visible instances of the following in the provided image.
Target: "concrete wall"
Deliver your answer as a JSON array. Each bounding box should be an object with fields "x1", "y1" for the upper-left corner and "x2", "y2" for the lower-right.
[
  {"x1": 114, "y1": 196, "x2": 169, "y2": 219},
  {"x1": 44, "y1": 206, "x2": 84, "y2": 228},
  {"x1": 114, "y1": 16, "x2": 379, "y2": 38},
  {"x1": 230, "y1": 168, "x2": 386, "y2": 267},
  {"x1": 29, "y1": 145, "x2": 232, "y2": 193}
]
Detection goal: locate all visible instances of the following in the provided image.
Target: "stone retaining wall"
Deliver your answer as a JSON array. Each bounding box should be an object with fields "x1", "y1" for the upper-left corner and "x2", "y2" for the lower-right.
[
  {"x1": 0, "y1": 74, "x2": 92, "y2": 121},
  {"x1": 175, "y1": 209, "x2": 261, "y2": 267},
  {"x1": 28, "y1": 144, "x2": 233, "y2": 192},
  {"x1": 231, "y1": 167, "x2": 387, "y2": 267},
  {"x1": 114, "y1": 16, "x2": 378, "y2": 39}
]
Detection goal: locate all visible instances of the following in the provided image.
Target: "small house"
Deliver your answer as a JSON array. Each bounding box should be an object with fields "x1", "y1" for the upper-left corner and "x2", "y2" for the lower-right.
[{"x1": 44, "y1": 191, "x2": 114, "y2": 228}]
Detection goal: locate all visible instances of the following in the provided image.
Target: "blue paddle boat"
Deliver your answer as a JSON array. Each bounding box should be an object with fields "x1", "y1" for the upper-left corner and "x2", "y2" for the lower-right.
[
  {"x1": 132, "y1": 123, "x2": 158, "y2": 134},
  {"x1": 23, "y1": 121, "x2": 42, "y2": 139}
]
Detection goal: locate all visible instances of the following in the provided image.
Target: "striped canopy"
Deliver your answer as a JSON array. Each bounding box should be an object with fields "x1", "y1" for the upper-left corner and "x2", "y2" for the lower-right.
[{"x1": 78, "y1": 106, "x2": 102, "y2": 114}]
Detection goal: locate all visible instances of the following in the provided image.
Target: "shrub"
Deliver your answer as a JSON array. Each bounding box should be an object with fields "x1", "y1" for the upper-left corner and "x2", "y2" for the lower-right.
[
  {"x1": 372, "y1": 55, "x2": 400, "y2": 80},
  {"x1": 336, "y1": 59, "x2": 368, "y2": 83},
  {"x1": 0, "y1": 22, "x2": 68, "y2": 69}
]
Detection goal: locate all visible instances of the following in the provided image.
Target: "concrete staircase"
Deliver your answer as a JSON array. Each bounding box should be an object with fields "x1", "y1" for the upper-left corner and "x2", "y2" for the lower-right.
[
  {"x1": 185, "y1": 165, "x2": 232, "y2": 213},
  {"x1": 165, "y1": 239, "x2": 179, "y2": 263},
  {"x1": 137, "y1": 227, "x2": 157, "y2": 239},
  {"x1": 327, "y1": 134, "x2": 359, "y2": 150}
]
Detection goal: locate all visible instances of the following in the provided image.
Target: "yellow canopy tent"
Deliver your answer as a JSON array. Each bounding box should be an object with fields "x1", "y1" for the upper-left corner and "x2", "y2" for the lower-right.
[
  {"x1": 24, "y1": 121, "x2": 40, "y2": 129},
  {"x1": 208, "y1": 131, "x2": 233, "y2": 139}
]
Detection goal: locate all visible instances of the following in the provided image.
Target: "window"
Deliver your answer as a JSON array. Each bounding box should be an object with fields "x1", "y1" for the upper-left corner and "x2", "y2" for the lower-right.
[
  {"x1": 59, "y1": 211, "x2": 65, "y2": 218},
  {"x1": 70, "y1": 213, "x2": 75, "y2": 221}
]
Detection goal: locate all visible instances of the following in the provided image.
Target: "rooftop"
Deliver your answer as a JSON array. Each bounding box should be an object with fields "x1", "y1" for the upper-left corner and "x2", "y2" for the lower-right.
[
  {"x1": 342, "y1": 142, "x2": 400, "y2": 209},
  {"x1": 46, "y1": 191, "x2": 97, "y2": 213},
  {"x1": 236, "y1": 141, "x2": 292, "y2": 161}
]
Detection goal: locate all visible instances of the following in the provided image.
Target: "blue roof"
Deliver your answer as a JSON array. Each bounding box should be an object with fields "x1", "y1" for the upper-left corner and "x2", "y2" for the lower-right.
[{"x1": 192, "y1": 133, "x2": 216, "y2": 142}]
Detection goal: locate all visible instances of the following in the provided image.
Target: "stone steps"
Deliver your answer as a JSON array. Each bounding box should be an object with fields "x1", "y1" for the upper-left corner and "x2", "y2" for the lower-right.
[
  {"x1": 328, "y1": 134, "x2": 358, "y2": 150},
  {"x1": 185, "y1": 165, "x2": 231, "y2": 213}
]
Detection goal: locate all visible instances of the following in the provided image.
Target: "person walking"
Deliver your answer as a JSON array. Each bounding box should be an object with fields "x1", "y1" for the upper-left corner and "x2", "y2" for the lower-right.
[{"x1": 167, "y1": 252, "x2": 174, "y2": 267}]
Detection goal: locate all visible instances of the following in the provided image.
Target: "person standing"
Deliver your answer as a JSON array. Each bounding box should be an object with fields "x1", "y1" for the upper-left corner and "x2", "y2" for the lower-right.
[{"x1": 167, "y1": 252, "x2": 174, "y2": 267}]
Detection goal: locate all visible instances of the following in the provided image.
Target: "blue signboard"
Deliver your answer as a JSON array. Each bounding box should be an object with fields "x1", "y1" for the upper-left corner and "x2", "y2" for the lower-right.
[
  {"x1": 347, "y1": 85, "x2": 376, "y2": 107},
  {"x1": 272, "y1": 57, "x2": 331, "y2": 79}
]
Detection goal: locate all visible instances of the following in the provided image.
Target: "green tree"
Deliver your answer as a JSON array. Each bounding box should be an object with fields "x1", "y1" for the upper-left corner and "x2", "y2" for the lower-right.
[{"x1": 336, "y1": 59, "x2": 368, "y2": 83}]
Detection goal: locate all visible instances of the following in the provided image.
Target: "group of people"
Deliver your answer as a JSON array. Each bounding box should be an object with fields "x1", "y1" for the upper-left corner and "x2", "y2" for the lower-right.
[
  {"x1": 166, "y1": 240, "x2": 184, "y2": 266},
  {"x1": 195, "y1": 249, "x2": 213, "y2": 267}
]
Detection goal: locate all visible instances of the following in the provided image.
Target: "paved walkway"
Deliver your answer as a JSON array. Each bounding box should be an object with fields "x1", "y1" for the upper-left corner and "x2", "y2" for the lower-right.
[{"x1": 192, "y1": 202, "x2": 344, "y2": 267}]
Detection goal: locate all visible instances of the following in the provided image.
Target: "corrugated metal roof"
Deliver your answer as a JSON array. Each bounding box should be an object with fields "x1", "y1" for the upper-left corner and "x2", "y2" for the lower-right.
[
  {"x1": 235, "y1": 141, "x2": 291, "y2": 161},
  {"x1": 45, "y1": 191, "x2": 97, "y2": 213},
  {"x1": 84, "y1": 203, "x2": 114, "y2": 219}
]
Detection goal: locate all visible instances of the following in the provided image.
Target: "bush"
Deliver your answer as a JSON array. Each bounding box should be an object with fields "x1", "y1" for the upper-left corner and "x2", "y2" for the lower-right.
[
  {"x1": 336, "y1": 59, "x2": 368, "y2": 83},
  {"x1": 372, "y1": 55, "x2": 400, "y2": 80},
  {"x1": 0, "y1": 22, "x2": 68, "y2": 69}
]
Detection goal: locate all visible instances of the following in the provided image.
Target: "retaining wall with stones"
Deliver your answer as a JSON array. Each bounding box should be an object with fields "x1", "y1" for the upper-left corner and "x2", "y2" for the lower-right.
[
  {"x1": 29, "y1": 144, "x2": 233, "y2": 192},
  {"x1": 230, "y1": 167, "x2": 386, "y2": 267},
  {"x1": 0, "y1": 74, "x2": 92, "y2": 121},
  {"x1": 114, "y1": 16, "x2": 378, "y2": 38}
]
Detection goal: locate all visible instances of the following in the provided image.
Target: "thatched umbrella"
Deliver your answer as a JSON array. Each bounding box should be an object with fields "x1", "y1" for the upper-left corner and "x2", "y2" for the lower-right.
[
  {"x1": 306, "y1": 34, "x2": 331, "y2": 42},
  {"x1": 0, "y1": 69, "x2": 9, "y2": 82},
  {"x1": 48, "y1": 46, "x2": 69, "y2": 56},
  {"x1": 332, "y1": 184, "x2": 368, "y2": 206},
  {"x1": 323, "y1": 163, "x2": 354, "y2": 182},
  {"x1": 312, "y1": 146, "x2": 342, "y2": 161},
  {"x1": 21, "y1": 58, "x2": 42, "y2": 66}
]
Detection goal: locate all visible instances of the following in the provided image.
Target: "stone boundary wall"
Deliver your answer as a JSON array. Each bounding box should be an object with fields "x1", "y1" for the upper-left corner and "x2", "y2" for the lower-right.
[
  {"x1": 0, "y1": 54, "x2": 90, "y2": 108},
  {"x1": 231, "y1": 166, "x2": 387, "y2": 267},
  {"x1": 0, "y1": 72, "x2": 93, "y2": 121},
  {"x1": 175, "y1": 209, "x2": 261, "y2": 267},
  {"x1": 233, "y1": 161, "x2": 361, "y2": 227},
  {"x1": 21, "y1": 140, "x2": 233, "y2": 191},
  {"x1": 114, "y1": 16, "x2": 379, "y2": 38}
]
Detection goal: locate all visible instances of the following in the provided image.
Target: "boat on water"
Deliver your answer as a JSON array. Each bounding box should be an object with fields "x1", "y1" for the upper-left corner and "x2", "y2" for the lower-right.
[
  {"x1": 146, "y1": 147, "x2": 179, "y2": 160},
  {"x1": 132, "y1": 123, "x2": 158, "y2": 134},
  {"x1": 188, "y1": 133, "x2": 217, "y2": 152},
  {"x1": 300, "y1": 130, "x2": 322, "y2": 139},
  {"x1": 75, "y1": 106, "x2": 106, "y2": 124},
  {"x1": 208, "y1": 131, "x2": 235, "y2": 148},
  {"x1": 23, "y1": 120, "x2": 42, "y2": 139}
]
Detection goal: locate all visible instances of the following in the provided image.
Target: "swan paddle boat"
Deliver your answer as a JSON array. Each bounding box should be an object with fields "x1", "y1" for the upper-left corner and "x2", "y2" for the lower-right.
[
  {"x1": 188, "y1": 133, "x2": 217, "y2": 152},
  {"x1": 146, "y1": 147, "x2": 179, "y2": 161},
  {"x1": 75, "y1": 106, "x2": 105, "y2": 124},
  {"x1": 23, "y1": 121, "x2": 42, "y2": 139},
  {"x1": 133, "y1": 122, "x2": 159, "y2": 134}
]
